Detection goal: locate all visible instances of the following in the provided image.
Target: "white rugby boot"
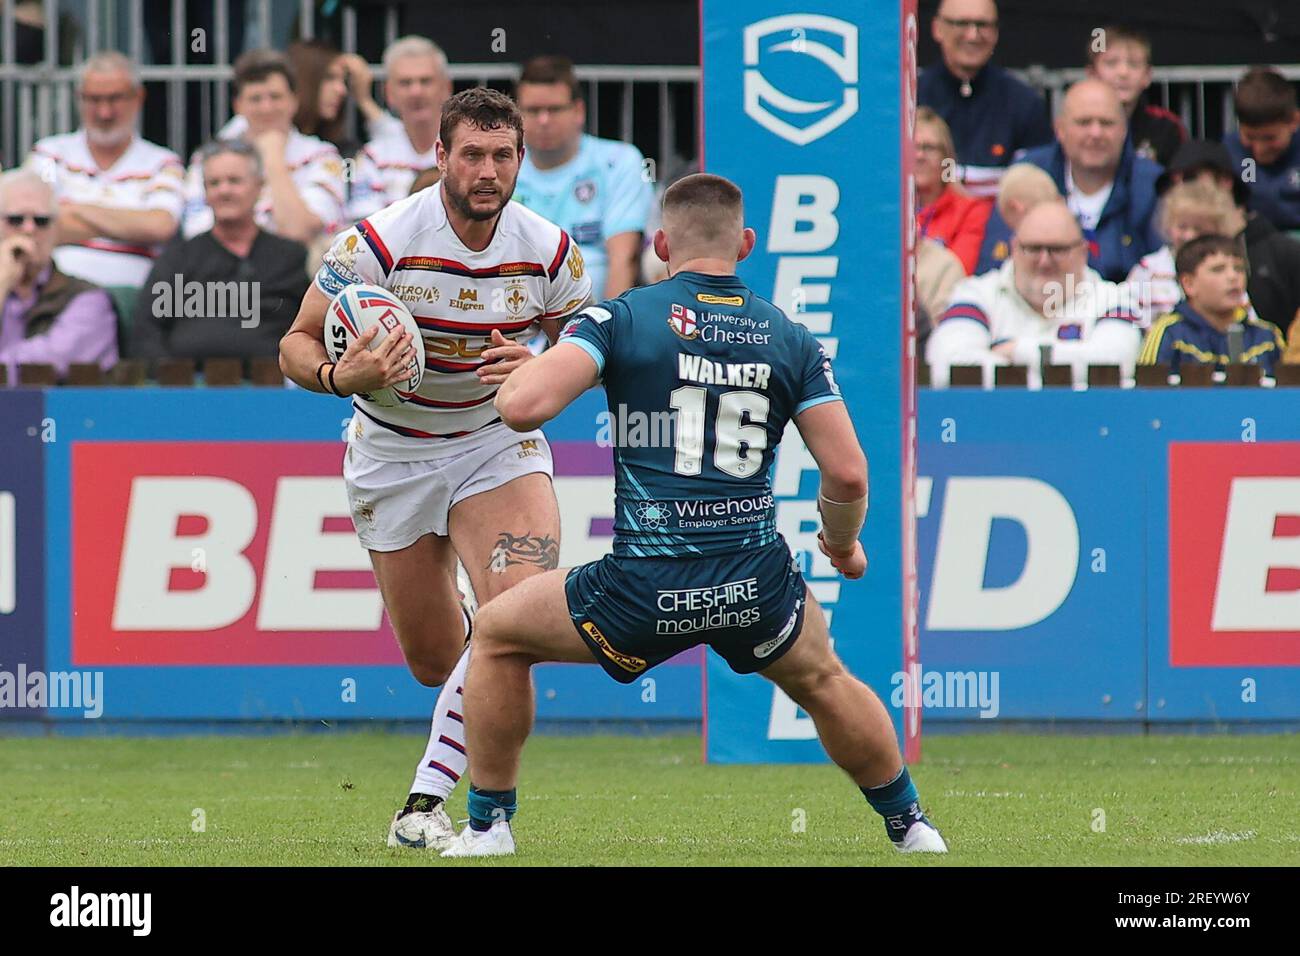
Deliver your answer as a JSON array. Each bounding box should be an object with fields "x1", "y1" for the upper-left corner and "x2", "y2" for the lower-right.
[
  {"x1": 892, "y1": 818, "x2": 949, "y2": 854},
  {"x1": 440, "y1": 820, "x2": 516, "y2": 858}
]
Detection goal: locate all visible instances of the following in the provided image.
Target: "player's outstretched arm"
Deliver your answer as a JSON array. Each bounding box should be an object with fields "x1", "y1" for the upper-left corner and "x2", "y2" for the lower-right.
[
  {"x1": 495, "y1": 341, "x2": 600, "y2": 432},
  {"x1": 793, "y1": 400, "x2": 869, "y2": 580}
]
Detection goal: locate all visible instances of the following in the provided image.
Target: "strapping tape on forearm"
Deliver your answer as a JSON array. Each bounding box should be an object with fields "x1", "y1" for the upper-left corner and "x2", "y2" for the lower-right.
[{"x1": 818, "y1": 490, "x2": 867, "y2": 551}]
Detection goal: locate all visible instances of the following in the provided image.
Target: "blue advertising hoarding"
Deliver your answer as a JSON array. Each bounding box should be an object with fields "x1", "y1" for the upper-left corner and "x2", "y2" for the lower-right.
[{"x1": 701, "y1": 0, "x2": 914, "y2": 762}]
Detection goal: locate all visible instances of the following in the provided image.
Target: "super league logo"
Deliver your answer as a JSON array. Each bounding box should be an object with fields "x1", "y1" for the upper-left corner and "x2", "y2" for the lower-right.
[{"x1": 743, "y1": 14, "x2": 859, "y2": 146}]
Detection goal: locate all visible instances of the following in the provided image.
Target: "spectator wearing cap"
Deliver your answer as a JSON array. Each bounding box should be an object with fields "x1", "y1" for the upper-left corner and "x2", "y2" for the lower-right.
[
  {"x1": 1085, "y1": 24, "x2": 1186, "y2": 166},
  {"x1": 1224, "y1": 68, "x2": 1300, "y2": 231},
  {"x1": 0, "y1": 169, "x2": 118, "y2": 382},
  {"x1": 1160, "y1": 139, "x2": 1300, "y2": 337},
  {"x1": 974, "y1": 162, "x2": 1060, "y2": 273},
  {"x1": 926, "y1": 200, "x2": 1141, "y2": 388},
  {"x1": 1126, "y1": 180, "x2": 1245, "y2": 328},
  {"x1": 977, "y1": 79, "x2": 1162, "y2": 282},
  {"x1": 915, "y1": 107, "x2": 991, "y2": 274},
  {"x1": 132, "y1": 141, "x2": 309, "y2": 363},
  {"x1": 917, "y1": 0, "x2": 1053, "y2": 200},
  {"x1": 1140, "y1": 235, "x2": 1283, "y2": 375}
]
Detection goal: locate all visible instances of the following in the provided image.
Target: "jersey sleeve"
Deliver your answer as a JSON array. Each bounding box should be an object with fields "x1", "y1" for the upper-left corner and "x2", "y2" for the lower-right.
[
  {"x1": 344, "y1": 147, "x2": 387, "y2": 223},
  {"x1": 313, "y1": 215, "x2": 394, "y2": 299},
  {"x1": 542, "y1": 229, "x2": 593, "y2": 319},
  {"x1": 298, "y1": 147, "x2": 347, "y2": 235},
  {"x1": 556, "y1": 301, "x2": 619, "y2": 378},
  {"x1": 140, "y1": 156, "x2": 187, "y2": 221},
  {"x1": 600, "y1": 145, "x2": 654, "y2": 238},
  {"x1": 793, "y1": 325, "x2": 844, "y2": 413}
]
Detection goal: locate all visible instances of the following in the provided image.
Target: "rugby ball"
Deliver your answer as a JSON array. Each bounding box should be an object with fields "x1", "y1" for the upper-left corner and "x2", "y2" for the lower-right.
[{"x1": 323, "y1": 283, "x2": 425, "y2": 407}]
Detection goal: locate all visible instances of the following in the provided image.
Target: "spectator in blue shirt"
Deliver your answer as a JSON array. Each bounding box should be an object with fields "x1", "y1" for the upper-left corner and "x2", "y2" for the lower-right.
[
  {"x1": 917, "y1": 0, "x2": 1053, "y2": 199},
  {"x1": 976, "y1": 79, "x2": 1162, "y2": 281},
  {"x1": 1224, "y1": 68, "x2": 1300, "y2": 231},
  {"x1": 1140, "y1": 234, "x2": 1284, "y2": 374},
  {"x1": 513, "y1": 55, "x2": 653, "y2": 300}
]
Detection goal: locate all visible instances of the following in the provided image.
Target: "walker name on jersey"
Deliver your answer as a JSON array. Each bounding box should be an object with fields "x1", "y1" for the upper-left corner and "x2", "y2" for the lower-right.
[{"x1": 677, "y1": 355, "x2": 772, "y2": 389}]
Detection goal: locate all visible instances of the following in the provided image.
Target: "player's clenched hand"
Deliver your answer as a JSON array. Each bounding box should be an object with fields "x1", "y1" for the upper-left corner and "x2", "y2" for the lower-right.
[
  {"x1": 333, "y1": 326, "x2": 415, "y2": 395},
  {"x1": 477, "y1": 328, "x2": 532, "y2": 385},
  {"x1": 818, "y1": 534, "x2": 867, "y2": 580}
]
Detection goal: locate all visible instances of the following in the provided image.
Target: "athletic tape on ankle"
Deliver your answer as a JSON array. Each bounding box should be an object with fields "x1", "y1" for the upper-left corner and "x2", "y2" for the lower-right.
[{"x1": 818, "y1": 490, "x2": 867, "y2": 553}]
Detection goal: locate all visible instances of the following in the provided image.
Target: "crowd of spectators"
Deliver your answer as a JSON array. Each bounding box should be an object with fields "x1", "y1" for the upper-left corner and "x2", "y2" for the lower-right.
[
  {"x1": 921, "y1": 0, "x2": 1300, "y2": 385},
  {"x1": 0, "y1": 38, "x2": 654, "y2": 384},
  {"x1": 3, "y1": 2, "x2": 1299, "y2": 388}
]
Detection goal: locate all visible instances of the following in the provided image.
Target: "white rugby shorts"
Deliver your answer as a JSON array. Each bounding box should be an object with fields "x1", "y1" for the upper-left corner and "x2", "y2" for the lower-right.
[{"x1": 343, "y1": 423, "x2": 554, "y2": 551}]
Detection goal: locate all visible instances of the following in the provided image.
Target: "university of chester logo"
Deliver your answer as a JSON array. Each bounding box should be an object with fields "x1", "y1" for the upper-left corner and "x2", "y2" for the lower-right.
[
  {"x1": 451, "y1": 287, "x2": 484, "y2": 311},
  {"x1": 668, "y1": 303, "x2": 699, "y2": 339}
]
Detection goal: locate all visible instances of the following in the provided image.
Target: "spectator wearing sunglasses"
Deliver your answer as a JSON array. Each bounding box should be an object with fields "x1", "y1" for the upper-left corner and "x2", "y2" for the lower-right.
[
  {"x1": 26, "y1": 52, "x2": 184, "y2": 289},
  {"x1": 0, "y1": 169, "x2": 118, "y2": 382}
]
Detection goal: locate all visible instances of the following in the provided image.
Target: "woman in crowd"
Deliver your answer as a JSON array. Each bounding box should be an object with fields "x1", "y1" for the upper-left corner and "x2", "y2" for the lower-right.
[{"x1": 915, "y1": 106, "x2": 991, "y2": 275}]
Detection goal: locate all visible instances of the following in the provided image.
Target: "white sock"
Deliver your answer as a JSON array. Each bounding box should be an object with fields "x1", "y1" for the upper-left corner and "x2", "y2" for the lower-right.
[{"x1": 409, "y1": 615, "x2": 471, "y2": 801}]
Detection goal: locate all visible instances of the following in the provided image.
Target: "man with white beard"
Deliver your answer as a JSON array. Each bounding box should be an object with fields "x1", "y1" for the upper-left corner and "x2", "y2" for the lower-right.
[{"x1": 27, "y1": 52, "x2": 185, "y2": 289}]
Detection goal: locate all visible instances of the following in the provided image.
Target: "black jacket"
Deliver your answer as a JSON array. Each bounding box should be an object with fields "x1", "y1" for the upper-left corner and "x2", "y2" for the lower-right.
[
  {"x1": 131, "y1": 229, "x2": 310, "y2": 361},
  {"x1": 1241, "y1": 213, "x2": 1300, "y2": 336}
]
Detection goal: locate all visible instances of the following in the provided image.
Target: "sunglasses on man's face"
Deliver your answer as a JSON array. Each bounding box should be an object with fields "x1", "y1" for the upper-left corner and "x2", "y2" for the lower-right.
[{"x1": 4, "y1": 214, "x2": 53, "y2": 228}]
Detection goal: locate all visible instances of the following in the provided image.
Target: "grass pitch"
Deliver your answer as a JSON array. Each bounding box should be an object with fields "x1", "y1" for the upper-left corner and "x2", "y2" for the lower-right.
[{"x1": 2, "y1": 732, "x2": 1297, "y2": 866}]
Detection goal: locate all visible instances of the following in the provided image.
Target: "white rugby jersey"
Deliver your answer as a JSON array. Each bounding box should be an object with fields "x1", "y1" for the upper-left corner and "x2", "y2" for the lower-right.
[
  {"x1": 346, "y1": 126, "x2": 438, "y2": 221},
  {"x1": 181, "y1": 129, "x2": 346, "y2": 238},
  {"x1": 926, "y1": 259, "x2": 1141, "y2": 388},
  {"x1": 315, "y1": 182, "x2": 592, "y2": 460},
  {"x1": 28, "y1": 131, "x2": 185, "y2": 287},
  {"x1": 1126, "y1": 245, "x2": 1178, "y2": 330}
]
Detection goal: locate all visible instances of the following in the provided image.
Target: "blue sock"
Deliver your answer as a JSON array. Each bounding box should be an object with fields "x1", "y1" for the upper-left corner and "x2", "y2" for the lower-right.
[
  {"x1": 467, "y1": 784, "x2": 517, "y2": 832},
  {"x1": 861, "y1": 766, "x2": 928, "y2": 842}
]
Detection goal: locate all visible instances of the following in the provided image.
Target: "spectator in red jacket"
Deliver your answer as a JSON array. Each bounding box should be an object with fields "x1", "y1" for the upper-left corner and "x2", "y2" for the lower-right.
[
  {"x1": 916, "y1": 107, "x2": 991, "y2": 274},
  {"x1": 1085, "y1": 24, "x2": 1186, "y2": 167}
]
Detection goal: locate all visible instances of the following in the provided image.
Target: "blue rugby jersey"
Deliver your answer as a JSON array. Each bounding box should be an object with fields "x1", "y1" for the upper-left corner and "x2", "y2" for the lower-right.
[
  {"x1": 558, "y1": 271, "x2": 842, "y2": 558},
  {"x1": 514, "y1": 134, "x2": 654, "y2": 298},
  {"x1": 1139, "y1": 300, "x2": 1285, "y2": 373}
]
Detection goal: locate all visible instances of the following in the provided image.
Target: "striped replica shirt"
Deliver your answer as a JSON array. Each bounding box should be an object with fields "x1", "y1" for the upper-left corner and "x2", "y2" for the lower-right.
[
  {"x1": 345, "y1": 125, "x2": 439, "y2": 222},
  {"x1": 314, "y1": 181, "x2": 591, "y2": 460},
  {"x1": 925, "y1": 259, "x2": 1141, "y2": 388},
  {"x1": 28, "y1": 131, "x2": 185, "y2": 288},
  {"x1": 181, "y1": 129, "x2": 346, "y2": 239}
]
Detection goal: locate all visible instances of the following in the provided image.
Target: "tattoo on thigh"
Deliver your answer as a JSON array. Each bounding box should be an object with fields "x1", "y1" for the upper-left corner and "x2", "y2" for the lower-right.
[{"x1": 487, "y1": 531, "x2": 559, "y2": 573}]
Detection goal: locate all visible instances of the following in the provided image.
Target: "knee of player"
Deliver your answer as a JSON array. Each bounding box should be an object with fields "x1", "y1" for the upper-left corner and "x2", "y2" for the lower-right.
[{"x1": 407, "y1": 659, "x2": 454, "y2": 688}]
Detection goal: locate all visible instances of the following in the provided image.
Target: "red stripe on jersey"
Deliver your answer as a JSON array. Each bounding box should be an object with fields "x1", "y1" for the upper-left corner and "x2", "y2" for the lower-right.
[
  {"x1": 76, "y1": 238, "x2": 156, "y2": 257},
  {"x1": 547, "y1": 230, "x2": 571, "y2": 281},
  {"x1": 394, "y1": 256, "x2": 546, "y2": 279},
  {"x1": 353, "y1": 403, "x2": 480, "y2": 439},
  {"x1": 403, "y1": 391, "x2": 497, "y2": 410},
  {"x1": 413, "y1": 314, "x2": 535, "y2": 335},
  {"x1": 424, "y1": 355, "x2": 485, "y2": 373},
  {"x1": 357, "y1": 218, "x2": 394, "y2": 275}
]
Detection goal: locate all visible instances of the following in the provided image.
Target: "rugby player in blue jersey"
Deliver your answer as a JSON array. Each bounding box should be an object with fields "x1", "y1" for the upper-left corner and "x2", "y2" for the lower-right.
[{"x1": 441, "y1": 173, "x2": 947, "y2": 858}]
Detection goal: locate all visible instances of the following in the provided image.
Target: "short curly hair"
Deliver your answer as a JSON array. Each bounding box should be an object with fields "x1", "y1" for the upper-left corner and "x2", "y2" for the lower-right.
[{"x1": 439, "y1": 87, "x2": 524, "y2": 153}]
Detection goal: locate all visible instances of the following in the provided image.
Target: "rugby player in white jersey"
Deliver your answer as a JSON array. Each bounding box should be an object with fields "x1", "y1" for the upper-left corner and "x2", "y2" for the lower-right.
[{"x1": 279, "y1": 88, "x2": 590, "y2": 850}]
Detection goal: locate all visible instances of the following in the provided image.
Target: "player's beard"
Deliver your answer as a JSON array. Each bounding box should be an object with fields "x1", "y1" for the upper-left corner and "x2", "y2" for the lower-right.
[{"x1": 445, "y1": 174, "x2": 513, "y2": 222}]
